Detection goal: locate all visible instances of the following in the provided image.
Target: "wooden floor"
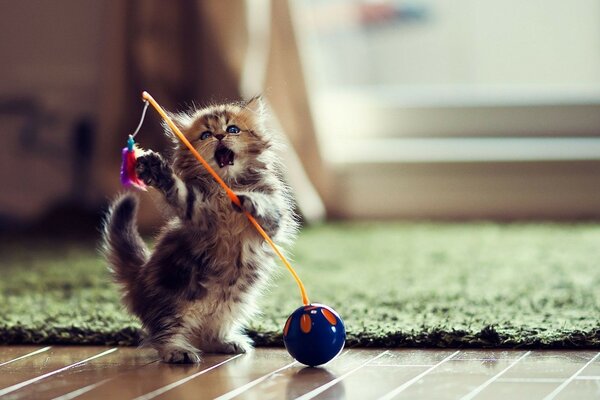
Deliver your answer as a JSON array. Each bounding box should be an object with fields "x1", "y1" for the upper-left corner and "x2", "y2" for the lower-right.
[{"x1": 0, "y1": 347, "x2": 599, "y2": 399}]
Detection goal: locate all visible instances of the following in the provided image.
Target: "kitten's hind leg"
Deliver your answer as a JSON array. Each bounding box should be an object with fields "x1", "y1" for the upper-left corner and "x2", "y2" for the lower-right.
[{"x1": 154, "y1": 334, "x2": 202, "y2": 364}]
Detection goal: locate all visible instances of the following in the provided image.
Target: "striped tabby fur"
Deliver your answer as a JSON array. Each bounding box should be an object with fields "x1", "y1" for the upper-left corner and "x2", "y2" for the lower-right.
[{"x1": 102, "y1": 97, "x2": 298, "y2": 363}]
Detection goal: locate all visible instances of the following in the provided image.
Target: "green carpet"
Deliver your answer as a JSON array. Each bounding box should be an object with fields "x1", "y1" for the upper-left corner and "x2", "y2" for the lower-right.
[{"x1": 2, "y1": 223, "x2": 600, "y2": 348}]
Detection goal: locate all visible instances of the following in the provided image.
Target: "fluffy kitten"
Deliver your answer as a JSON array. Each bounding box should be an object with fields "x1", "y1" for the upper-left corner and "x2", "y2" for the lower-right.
[{"x1": 102, "y1": 97, "x2": 297, "y2": 363}]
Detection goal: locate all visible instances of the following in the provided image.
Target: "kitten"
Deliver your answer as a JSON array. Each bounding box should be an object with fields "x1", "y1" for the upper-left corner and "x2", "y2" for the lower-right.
[{"x1": 102, "y1": 97, "x2": 298, "y2": 363}]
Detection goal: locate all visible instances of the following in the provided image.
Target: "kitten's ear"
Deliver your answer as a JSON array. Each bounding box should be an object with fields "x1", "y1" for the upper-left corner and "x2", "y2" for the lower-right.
[
  {"x1": 162, "y1": 112, "x2": 194, "y2": 141},
  {"x1": 243, "y1": 95, "x2": 266, "y2": 117}
]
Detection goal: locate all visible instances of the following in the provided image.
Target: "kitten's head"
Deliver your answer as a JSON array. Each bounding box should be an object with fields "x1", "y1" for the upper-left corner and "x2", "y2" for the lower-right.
[{"x1": 166, "y1": 97, "x2": 271, "y2": 182}]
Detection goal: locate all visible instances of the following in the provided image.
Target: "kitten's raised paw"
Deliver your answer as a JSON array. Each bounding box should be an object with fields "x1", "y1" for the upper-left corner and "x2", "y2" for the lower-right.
[
  {"x1": 232, "y1": 194, "x2": 258, "y2": 216},
  {"x1": 136, "y1": 151, "x2": 170, "y2": 187},
  {"x1": 159, "y1": 348, "x2": 201, "y2": 364}
]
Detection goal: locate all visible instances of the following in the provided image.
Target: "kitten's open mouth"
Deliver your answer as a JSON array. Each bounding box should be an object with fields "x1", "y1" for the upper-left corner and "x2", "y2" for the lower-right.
[{"x1": 214, "y1": 145, "x2": 235, "y2": 168}]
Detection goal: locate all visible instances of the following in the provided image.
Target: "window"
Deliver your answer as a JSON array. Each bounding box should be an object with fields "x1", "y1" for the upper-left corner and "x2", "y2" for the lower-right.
[
  {"x1": 291, "y1": 0, "x2": 600, "y2": 218},
  {"x1": 292, "y1": 0, "x2": 600, "y2": 163}
]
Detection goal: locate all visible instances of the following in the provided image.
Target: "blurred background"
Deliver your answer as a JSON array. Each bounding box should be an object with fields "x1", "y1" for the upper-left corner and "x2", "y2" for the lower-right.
[{"x1": 2, "y1": 0, "x2": 600, "y2": 239}]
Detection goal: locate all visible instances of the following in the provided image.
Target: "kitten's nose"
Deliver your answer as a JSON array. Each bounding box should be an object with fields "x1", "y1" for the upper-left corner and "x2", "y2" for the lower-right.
[{"x1": 214, "y1": 134, "x2": 225, "y2": 141}]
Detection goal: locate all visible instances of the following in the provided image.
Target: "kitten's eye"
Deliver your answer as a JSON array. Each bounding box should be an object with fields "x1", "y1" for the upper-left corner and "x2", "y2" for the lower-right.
[
  {"x1": 226, "y1": 125, "x2": 240, "y2": 134},
  {"x1": 200, "y1": 131, "x2": 212, "y2": 140}
]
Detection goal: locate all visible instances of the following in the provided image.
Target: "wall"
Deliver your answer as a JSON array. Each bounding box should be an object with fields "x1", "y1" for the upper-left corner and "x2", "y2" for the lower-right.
[{"x1": 0, "y1": 1, "x2": 106, "y2": 221}]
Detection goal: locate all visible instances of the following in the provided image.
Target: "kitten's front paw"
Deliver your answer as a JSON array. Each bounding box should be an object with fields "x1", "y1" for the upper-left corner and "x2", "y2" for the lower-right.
[
  {"x1": 136, "y1": 151, "x2": 170, "y2": 188},
  {"x1": 232, "y1": 194, "x2": 258, "y2": 216},
  {"x1": 213, "y1": 338, "x2": 253, "y2": 354},
  {"x1": 159, "y1": 348, "x2": 201, "y2": 364}
]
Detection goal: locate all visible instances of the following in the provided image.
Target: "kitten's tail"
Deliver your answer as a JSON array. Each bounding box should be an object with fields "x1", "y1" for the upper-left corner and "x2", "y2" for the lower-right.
[{"x1": 102, "y1": 193, "x2": 149, "y2": 289}]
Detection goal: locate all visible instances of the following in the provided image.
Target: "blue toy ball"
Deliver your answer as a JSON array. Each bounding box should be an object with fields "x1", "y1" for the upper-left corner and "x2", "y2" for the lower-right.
[{"x1": 283, "y1": 304, "x2": 346, "y2": 367}]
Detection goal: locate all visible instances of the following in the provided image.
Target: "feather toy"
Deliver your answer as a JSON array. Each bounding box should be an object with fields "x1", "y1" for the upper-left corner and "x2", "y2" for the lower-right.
[
  {"x1": 120, "y1": 101, "x2": 149, "y2": 190},
  {"x1": 120, "y1": 135, "x2": 146, "y2": 190}
]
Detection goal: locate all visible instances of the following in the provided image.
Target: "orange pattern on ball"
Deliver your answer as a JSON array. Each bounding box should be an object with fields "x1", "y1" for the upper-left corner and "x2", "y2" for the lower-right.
[
  {"x1": 300, "y1": 314, "x2": 312, "y2": 333},
  {"x1": 284, "y1": 316, "x2": 292, "y2": 336},
  {"x1": 321, "y1": 308, "x2": 338, "y2": 326}
]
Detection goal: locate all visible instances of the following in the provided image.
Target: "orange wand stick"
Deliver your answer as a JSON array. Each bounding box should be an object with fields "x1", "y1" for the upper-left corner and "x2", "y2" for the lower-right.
[{"x1": 141, "y1": 91, "x2": 310, "y2": 306}]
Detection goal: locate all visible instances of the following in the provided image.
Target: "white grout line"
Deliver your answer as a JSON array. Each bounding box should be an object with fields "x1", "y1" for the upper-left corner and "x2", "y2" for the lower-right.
[
  {"x1": 0, "y1": 348, "x2": 117, "y2": 397},
  {"x1": 460, "y1": 351, "x2": 531, "y2": 400},
  {"x1": 214, "y1": 360, "x2": 298, "y2": 400},
  {"x1": 51, "y1": 378, "x2": 112, "y2": 400},
  {"x1": 575, "y1": 376, "x2": 600, "y2": 380},
  {"x1": 377, "y1": 350, "x2": 460, "y2": 400},
  {"x1": 133, "y1": 354, "x2": 243, "y2": 400},
  {"x1": 50, "y1": 359, "x2": 160, "y2": 400},
  {"x1": 370, "y1": 364, "x2": 436, "y2": 368},
  {"x1": 453, "y1": 358, "x2": 513, "y2": 362},
  {"x1": 497, "y1": 378, "x2": 564, "y2": 383},
  {"x1": 295, "y1": 350, "x2": 390, "y2": 400},
  {"x1": 543, "y1": 352, "x2": 600, "y2": 400},
  {"x1": 0, "y1": 346, "x2": 51, "y2": 367}
]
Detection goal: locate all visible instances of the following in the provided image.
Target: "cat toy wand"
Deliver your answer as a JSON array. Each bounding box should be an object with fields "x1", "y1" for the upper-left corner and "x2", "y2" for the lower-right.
[{"x1": 122, "y1": 91, "x2": 346, "y2": 366}]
